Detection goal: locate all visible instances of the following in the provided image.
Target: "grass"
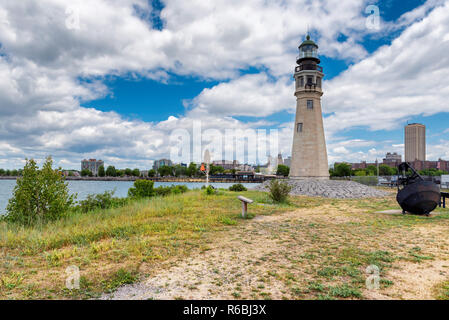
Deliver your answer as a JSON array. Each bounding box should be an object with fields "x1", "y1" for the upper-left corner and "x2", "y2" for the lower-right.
[
  {"x1": 1, "y1": 189, "x2": 448, "y2": 300},
  {"x1": 0, "y1": 190, "x2": 300, "y2": 299},
  {"x1": 434, "y1": 281, "x2": 449, "y2": 300}
]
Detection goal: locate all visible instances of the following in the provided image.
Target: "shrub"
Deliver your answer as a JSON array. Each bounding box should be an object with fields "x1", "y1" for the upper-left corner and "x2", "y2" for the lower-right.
[
  {"x1": 155, "y1": 185, "x2": 188, "y2": 196},
  {"x1": 76, "y1": 190, "x2": 128, "y2": 213},
  {"x1": 267, "y1": 180, "x2": 292, "y2": 203},
  {"x1": 205, "y1": 185, "x2": 216, "y2": 195},
  {"x1": 5, "y1": 157, "x2": 75, "y2": 225},
  {"x1": 229, "y1": 184, "x2": 247, "y2": 192},
  {"x1": 172, "y1": 185, "x2": 188, "y2": 194},
  {"x1": 154, "y1": 186, "x2": 172, "y2": 197},
  {"x1": 128, "y1": 180, "x2": 154, "y2": 198}
]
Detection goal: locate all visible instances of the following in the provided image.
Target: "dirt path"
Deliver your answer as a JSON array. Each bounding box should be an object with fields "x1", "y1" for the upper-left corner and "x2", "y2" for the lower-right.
[{"x1": 102, "y1": 202, "x2": 449, "y2": 300}]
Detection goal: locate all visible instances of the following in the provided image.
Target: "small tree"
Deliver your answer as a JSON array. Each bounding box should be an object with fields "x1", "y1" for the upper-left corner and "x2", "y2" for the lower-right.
[
  {"x1": 268, "y1": 180, "x2": 291, "y2": 203},
  {"x1": 334, "y1": 163, "x2": 352, "y2": 177},
  {"x1": 132, "y1": 168, "x2": 140, "y2": 177},
  {"x1": 5, "y1": 157, "x2": 75, "y2": 225},
  {"x1": 106, "y1": 165, "x2": 116, "y2": 177},
  {"x1": 148, "y1": 169, "x2": 156, "y2": 177},
  {"x1": 276, "y1": 165, "x2": 290, "y2": 177},
  {"x1": 98, "y1": 165, "x2": 105, "y2": 177},
  {"x1": 186, "y1": 162, "x2": 198, "y2": 177}
]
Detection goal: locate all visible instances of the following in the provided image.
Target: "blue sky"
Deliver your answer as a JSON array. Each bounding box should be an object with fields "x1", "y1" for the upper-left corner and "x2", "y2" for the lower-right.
[{"x1": 0, "y1": 0, "x2": 448, "y2": 169}]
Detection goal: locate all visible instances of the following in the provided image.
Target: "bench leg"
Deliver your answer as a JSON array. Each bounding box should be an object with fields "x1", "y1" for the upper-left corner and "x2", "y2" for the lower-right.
[{"x1": 242, "y1": 202, "x2": 248, "y2": 218}]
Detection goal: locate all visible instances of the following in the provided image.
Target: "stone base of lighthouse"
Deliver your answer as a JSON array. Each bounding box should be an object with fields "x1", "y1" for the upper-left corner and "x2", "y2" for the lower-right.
[{"x1": 289, "y1": 176, "x2": 329, "y2": 180}]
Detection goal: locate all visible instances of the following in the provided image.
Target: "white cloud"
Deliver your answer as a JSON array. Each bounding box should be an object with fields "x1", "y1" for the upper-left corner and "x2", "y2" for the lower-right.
[
  {"x1": 187, "y1": 74, "x2": 294, "y2": 117},
  {"x1": 323, "y1": 1, "x2": 449, "y2": 136},
  {"x1": 0, "y1": 0, "x2": 448, "y2": 169}
]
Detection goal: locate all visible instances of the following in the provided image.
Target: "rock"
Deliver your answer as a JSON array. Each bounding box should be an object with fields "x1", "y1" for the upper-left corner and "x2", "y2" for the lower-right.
[{"x1": 254, "y1": 179, "x2": 389, "y2": 199}]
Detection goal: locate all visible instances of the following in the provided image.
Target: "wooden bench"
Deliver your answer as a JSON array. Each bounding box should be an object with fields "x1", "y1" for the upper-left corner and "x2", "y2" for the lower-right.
[
  {"x1": 238, "y1": 196, "x2": 254, "y2": 218},
  {"x1": 440, "y1": 192, "x2": 449, "y2": 209}
]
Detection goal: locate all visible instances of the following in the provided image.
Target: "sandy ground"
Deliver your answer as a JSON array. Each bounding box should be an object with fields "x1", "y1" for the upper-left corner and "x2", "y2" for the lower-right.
[{"x1": 102, "y1": 202, "x2": 449, "y2": 300}]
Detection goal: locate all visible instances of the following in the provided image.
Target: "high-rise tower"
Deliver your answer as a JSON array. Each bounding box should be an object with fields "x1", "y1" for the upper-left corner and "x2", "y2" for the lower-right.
[
  {"x1": 289, "y1": 35, "x2": 329, "y2": 180},
  {"x1": 405, "y1": 123, "x2": 426, "y2": 162}
]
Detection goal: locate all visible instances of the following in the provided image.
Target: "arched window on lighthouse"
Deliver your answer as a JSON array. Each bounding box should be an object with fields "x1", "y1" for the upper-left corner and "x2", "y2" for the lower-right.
[{"x1": 297, "y1": 123, "x2": 303, "y2": 133}]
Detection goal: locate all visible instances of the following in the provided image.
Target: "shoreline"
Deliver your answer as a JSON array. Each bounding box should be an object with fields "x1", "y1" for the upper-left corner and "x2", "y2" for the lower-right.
[{"x1": 0, "y1": 176, "x2": 264, "y2": 183}]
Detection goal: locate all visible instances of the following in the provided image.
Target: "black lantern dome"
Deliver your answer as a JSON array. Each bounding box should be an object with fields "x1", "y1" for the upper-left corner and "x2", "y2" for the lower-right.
[{"x1": 297, "y1": 35, "x2": 320, "y2": 65}]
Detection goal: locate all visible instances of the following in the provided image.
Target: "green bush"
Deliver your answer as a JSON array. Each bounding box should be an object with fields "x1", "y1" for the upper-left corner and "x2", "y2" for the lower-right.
[
  {"x1": 128, "y1": 180, "x2": 155, "y2": 198},
  {"x1": 128, "y1": 182, "x2": 188, "y2": 198},
  {"x1": 267, "y1": 180, "x2": 292, "y2": 203},
  {"x1": 5, "y1": 157, "x2": 75, "y2": 225},
  {"x1": 76, "y1": 190, "x2": 128, "y2": 213},
  {"x1": 154, "y1": 186, "x2": 172, "y2": 197},
  {"x1": 172, "y1": 185, "x2": 188, "y2": 194},
  {"x1": 205, "y1": 185, "x2": 216, "y2": 195},
  {"x1": 276, "y1": 165, "x2": 290, "y2": 177},
  {"x1": 229, "y1": 184, "x2": 247, "y2": 192},
  {"x1": 155, "y1": 185, "x2": 188, "y2": 196}
]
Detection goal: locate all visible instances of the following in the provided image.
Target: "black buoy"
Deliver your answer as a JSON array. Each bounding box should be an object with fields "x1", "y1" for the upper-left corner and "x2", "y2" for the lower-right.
[{"x1": 396, "y1": 162, "x2": 440, "y2": 216}]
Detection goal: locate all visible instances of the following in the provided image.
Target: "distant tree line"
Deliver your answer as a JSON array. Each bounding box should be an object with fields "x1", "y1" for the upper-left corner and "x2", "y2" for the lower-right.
[
  {"x1": 79, "y1": 163, "x2": 230, "y2": 178},
  {"x1": 330, "y1": 163, "x2": 448, "y2": 177},
  {"x1": 154, "y1": 163, "x2": 227, "y2": 178},
  {"x1": 81, "y1": 165, "x2": 144, "y2": 177},
  {"x1": 0, "y1": 169, "x2": 22, "y2": 176}
]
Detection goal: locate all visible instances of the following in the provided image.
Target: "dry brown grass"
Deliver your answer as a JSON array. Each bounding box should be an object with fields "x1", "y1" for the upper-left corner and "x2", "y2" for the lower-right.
[
  {"x1": 104, "y1": 195, "x2": 449, "y2": 300},
  {"x1": 2, "y1": 189, "x2": 448, "y2": 300}
]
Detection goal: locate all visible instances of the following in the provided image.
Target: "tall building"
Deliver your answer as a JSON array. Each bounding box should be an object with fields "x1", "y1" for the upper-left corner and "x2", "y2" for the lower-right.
[
  {"x1": 405, "y1": 123, "x2": 426, "y2": 162},
  {"x1": 153, "y1": 159, "x2": 173, "y2": 171},
  {"x1": 81, "y1": 159, "x2": 104, "y2": 176},
  {"x1": 289, "y1": 35, "x2": 329, "y2": 179}
]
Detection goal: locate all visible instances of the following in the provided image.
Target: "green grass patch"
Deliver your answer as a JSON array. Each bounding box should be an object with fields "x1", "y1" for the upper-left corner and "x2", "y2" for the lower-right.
[{"x1": 0, "y1": 190, "x2": 296, "y2": 299}]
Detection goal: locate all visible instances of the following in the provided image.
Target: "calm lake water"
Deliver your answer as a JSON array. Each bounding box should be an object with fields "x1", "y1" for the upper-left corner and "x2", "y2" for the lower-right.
[{"x1": 0, "y1": 180, "x2": 260, "y2": 215}]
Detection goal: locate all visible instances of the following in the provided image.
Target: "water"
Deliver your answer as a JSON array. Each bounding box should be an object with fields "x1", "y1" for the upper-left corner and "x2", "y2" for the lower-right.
[{"x1": 0, "y1": 180, "x2": 260, "y2": 214}]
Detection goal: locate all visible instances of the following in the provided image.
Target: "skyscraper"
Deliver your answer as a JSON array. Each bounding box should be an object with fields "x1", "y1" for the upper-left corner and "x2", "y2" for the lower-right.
[
  {"x1": 289, "y1": 35, "x2": 329, "y2": 179},
  {"x1": 405, "y1": 123, "x2": 426, "y2": 162}
]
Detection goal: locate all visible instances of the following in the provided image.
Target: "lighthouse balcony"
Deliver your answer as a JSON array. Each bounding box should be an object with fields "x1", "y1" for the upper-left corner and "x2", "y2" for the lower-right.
[{"x1": 295, "y1": 64, "x2": 323, "y2": 73}]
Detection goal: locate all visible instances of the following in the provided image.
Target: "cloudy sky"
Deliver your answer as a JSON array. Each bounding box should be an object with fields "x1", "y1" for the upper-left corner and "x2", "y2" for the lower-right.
[{"x1": 0, "y1": 0, "x2": 448, "y2": 170}]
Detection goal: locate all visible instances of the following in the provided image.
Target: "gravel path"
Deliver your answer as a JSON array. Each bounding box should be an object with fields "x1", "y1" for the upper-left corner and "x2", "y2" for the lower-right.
[{"x1": 254, "y1": 179, "x2": 389, "y2": 199}]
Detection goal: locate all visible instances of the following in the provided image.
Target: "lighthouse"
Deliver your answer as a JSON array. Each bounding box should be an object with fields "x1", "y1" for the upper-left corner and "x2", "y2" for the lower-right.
[{"x1": 289, "y1": 35, "x2": 329, "y2": 180}]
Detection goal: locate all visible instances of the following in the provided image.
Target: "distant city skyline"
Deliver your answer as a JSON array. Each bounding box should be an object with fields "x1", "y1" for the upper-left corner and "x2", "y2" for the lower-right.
[{"x1": 0, "y1": 1, "x2": 448, "y2": 170}]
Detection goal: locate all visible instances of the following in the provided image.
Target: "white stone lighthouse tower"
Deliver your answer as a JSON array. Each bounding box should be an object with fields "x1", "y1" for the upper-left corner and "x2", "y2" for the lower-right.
[{"x1": 289, "y1": 35, "x2": 329, "y2": 180}]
